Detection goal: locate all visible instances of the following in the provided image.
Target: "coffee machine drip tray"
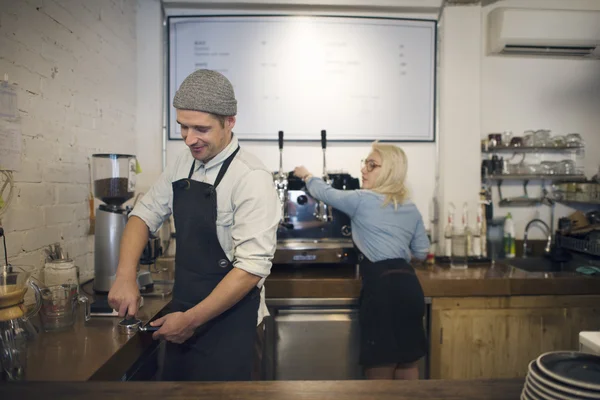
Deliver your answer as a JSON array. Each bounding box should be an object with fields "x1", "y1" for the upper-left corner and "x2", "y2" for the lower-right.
[{"x1": 273, "y1": 238, "x2": 356, "y2": 264}]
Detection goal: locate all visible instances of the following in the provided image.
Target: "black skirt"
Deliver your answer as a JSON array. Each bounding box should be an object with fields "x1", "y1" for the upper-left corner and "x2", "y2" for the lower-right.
[{"x1": 358, "y1": 256, "x2": 428, "y2": 367}]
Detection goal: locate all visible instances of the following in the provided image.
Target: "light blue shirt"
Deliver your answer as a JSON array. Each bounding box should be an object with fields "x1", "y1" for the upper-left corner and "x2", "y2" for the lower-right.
[{"x1": 306, "y1": 177, "x2": 430, "y2": 262}]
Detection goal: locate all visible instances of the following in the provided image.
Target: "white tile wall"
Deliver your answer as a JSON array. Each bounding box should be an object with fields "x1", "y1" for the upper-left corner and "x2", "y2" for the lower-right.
[{"x1": 0, "y1": 0, "x2": 137, "y2": 280}]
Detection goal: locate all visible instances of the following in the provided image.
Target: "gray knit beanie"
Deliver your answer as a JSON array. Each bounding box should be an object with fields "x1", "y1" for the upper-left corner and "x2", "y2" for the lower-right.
[{"x1": 173, "y1": 69, "x2": 237, "y2": 116}]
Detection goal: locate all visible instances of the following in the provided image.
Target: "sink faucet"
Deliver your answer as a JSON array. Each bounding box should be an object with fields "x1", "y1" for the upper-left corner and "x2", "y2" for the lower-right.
[{"x1": 523, "y1": 219, "x2": 552, "y2": 258}]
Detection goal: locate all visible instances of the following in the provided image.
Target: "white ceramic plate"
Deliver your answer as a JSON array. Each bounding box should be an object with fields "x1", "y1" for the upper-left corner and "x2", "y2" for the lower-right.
[
  {"x1": 527, "y1": 374, "x2": 570, "y2": 400},
  {"x1": 537, "y1": 352, "x2": 600, "y2": 392},
  {"x1": 528, "y1": 360, "x2": 600, "y2": 400},
  {"x1": 524, "y1": 384, "x2": 541, "y2": 400}
]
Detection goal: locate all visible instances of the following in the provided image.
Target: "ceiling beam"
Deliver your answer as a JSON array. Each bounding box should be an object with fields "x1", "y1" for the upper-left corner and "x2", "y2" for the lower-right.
[
  {"x1": 163, "y1": 2, "x2": 439, "y2": 14},
  {"x1": 162, "y1": 0, "x2": 443, "y2": 7}
]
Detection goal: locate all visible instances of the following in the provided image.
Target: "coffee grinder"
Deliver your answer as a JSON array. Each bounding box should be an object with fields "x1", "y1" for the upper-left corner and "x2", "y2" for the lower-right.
[{"x1": 91, "y1": 154, "x2": 137, "y2": 294}]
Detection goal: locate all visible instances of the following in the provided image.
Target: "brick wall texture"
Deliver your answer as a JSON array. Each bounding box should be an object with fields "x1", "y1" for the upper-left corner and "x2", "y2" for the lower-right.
[{"x1": 0, "y1": 0, "x2": 137, "y2": 281}]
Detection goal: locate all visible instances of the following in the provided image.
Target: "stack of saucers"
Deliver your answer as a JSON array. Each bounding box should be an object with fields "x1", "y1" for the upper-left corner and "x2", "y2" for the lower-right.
[{"x1": 522, "y1": 351, "x2": 600, "y2": 400}]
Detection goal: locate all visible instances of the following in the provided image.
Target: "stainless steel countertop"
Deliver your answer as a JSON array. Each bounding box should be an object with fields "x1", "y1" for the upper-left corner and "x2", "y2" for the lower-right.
[{"x1": 276, "y1": 238, "x2": 354, "y2": 250}]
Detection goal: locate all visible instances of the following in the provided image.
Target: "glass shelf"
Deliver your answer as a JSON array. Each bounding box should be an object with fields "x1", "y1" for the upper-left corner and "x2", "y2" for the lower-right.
[
  {"x1": 481, "y1": 145, "x2": 583, "y2": 153},
  {"x1": 554, "y1": 199, "x2": 600, "y2": 206},
  {"x1": 487, "y1": 174, "x2": 586, "y2": 182}
]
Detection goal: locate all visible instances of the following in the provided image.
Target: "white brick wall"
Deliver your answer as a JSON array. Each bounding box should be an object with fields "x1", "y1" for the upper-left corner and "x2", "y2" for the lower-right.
[{"x1": 0, "y1": 0, "x2": 137, "y2": 281}]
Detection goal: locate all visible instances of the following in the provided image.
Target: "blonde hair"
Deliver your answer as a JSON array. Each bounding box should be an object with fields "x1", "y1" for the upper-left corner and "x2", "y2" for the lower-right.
[{"x1": 370, "y1": 142, "x2": 409, "y2": 209}]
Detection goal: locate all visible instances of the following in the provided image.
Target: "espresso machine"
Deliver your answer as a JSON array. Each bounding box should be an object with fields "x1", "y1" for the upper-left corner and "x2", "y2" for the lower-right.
[{"x1": 273, "y1": 130, "x2": 360, "y2": 264}]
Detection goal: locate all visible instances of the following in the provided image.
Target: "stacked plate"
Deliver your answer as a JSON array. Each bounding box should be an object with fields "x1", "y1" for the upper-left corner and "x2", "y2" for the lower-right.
[{"x1": 522, "y1": 351, "x2": 600, "y2": 400}]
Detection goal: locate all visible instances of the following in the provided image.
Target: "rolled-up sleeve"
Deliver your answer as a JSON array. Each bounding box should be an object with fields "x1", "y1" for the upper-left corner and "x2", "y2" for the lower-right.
[
  {"x1": 129, "y1": 169, "x2": 174, "y2": 234},
  {"x1": 231, "y1": 170, "x2": 281, "y2": 278},
  {"x1": 410, "y1": 216, "x2": 430, "y2": 260}
]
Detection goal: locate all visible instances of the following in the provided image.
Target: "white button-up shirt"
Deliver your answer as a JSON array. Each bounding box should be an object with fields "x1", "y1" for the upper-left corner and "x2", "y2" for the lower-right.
[{"x1": 130, "y1": 135, "x2": 281, "y2": 324}]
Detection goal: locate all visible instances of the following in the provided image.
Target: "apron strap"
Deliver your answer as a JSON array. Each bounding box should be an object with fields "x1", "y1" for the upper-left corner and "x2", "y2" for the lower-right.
[
  {"x1": 214, "y1": 146, "x2": 240, "y2": 189},
  {"x1": 187, "y1": 160, "x2": 195, "y2": 179},
  {"x1": 186, "y1": 146, "x2": 241, "y2": 184}
]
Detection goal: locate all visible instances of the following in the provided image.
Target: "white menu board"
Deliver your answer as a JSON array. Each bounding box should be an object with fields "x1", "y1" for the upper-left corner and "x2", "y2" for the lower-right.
[{"x1": 169, "y1": 16, "x2": 436, "y2": 142}]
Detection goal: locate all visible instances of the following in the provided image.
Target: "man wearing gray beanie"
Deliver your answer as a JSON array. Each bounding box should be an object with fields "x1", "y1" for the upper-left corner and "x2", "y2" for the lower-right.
[{"x1": 109, "y1": 69, "x2": 281, "y2": 381}]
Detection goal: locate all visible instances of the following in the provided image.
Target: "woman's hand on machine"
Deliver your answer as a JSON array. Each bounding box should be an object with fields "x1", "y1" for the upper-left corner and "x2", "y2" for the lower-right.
[
  {"x1": 150, "y1": 312, "x2": 196, "y2": 343},
  {"x1": 108, "y1": 277, "x2": 141, "y2": 318},
  {"x1": 293, "y1": 166, "x2": 312, "y2": 182}
]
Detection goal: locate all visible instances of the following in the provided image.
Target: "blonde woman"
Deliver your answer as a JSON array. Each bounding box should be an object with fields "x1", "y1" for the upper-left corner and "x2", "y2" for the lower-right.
[{"x1": 293, "y1": 142, "x2": 430, "y2": 380}]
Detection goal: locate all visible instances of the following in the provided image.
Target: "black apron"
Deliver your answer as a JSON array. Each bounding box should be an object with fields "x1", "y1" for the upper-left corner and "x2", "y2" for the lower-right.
[
  {"x1": 357, "y1": 254, "x2": 427, "y2": 367},
  {"x1": 162, "y1": 147, "x2": 260, "y2": 381}
]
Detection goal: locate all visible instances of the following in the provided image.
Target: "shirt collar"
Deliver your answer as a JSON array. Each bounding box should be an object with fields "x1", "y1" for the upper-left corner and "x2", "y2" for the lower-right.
[{"x1": 194, "y1": 134, "x2": 239, "y2": 171}]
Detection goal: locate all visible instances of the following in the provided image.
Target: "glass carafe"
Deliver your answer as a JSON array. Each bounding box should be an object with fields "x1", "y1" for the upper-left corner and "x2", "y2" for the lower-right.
[{"x1": 0, "y1": 265, "x2": 43, "y2": 381}]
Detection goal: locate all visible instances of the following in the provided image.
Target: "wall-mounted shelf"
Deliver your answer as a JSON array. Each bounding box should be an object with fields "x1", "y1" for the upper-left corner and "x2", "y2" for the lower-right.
[
  {"x1": 482, "y1": 145, "x2": 584, "y2": 153},
  {"x1": 481, "y1": 139, "x2": 588, "y2": 215},
  {"x1": 556, "y1": 199, "x2": 600, "y2": 206},
  {"x1": 487, "y1": 174, "x2": 586, "y2": 182},
  {"x1": 498, "y1": 197, "x2": 547, "y2": 207}
]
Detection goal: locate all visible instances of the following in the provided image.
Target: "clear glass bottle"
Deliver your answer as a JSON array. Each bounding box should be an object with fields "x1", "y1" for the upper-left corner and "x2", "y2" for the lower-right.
[
  {"x1": 478, "y1": 189, "x2": 489, "y2": 258},
  {"x1": 451, "y1": 204, "x2": 469, "y2": 269},
  {"x1": 444, "y1": 214, "x2": 453, "y2": 258},
  {"x1": 463, "y1": 203, "x2": 472, "y2": 257},
  {"x1": 472, "y1": 208, "x2": 483, "y2": 258}
]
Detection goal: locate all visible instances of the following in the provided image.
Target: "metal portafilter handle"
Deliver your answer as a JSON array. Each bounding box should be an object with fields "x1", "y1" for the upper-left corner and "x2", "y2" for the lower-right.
[
  {"x1": 118, "y1": 317, "x2": 160, "y2": 335},
  {"x1": 139, "y1": 325, "x2": 160, "y2": 332}
]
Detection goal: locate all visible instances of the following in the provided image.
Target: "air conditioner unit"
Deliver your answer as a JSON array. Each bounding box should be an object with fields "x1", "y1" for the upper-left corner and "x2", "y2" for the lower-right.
[{"x1": 488, "y1": 7, "x2": 600, "y2": 58}]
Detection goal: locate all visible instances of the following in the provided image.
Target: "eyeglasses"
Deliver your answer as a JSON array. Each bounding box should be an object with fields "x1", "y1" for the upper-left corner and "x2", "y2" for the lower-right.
[{"x1": 361, "y1": 159, "x2": 381, "y2": 173}]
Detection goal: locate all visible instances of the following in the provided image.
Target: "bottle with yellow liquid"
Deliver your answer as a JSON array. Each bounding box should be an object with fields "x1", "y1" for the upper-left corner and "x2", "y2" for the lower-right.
[{"x1": 503, "y1": 213, "x2": 516, "y2": 259}]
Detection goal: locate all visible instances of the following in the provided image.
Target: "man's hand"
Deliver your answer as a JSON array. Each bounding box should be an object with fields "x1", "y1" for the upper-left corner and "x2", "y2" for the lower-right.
[
  {"x1": 108, "y1": 278, "x2": 140, "y2": 318},
  {"x1": 150, "y1": 312, "x2": 197, "y2": 344}
]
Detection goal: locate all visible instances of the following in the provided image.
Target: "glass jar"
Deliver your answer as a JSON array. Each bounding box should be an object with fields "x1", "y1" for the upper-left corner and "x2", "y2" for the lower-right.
[{"x1": 44, "y1": 260, "x2": 79, "y2": 290}]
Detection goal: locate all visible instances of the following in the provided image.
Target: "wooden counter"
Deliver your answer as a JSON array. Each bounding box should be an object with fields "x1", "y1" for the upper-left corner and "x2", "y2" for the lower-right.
[
  {"x1": 1, "y1": 379, "x2": 525, "y2": 400},
  {"x1": 19, "y1": 258, "x2": 598, "y2": 382},
  {"x1": 429, "y1": 294, "x2": 600, "y2": 379},
  {"x1": 23, "y1": 281, "x2": 172, "y2": 381},
  {"x1": 256, "y1": 260, "x2": 600, "y2": 380},
  {"x1": 261, "y1": 262, "x2": 600, "y2": 298}
]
